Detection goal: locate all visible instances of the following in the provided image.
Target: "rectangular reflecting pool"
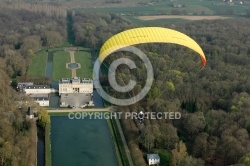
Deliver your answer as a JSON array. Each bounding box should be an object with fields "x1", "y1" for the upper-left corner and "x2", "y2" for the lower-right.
[{"x1": 51, "y1": 116, "x2": 118, "y2": 166}]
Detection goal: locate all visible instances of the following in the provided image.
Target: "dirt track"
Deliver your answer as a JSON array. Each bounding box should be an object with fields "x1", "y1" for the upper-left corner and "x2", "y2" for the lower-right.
[{"x1": 137, "y1": 15, "x2": 230, "y2": 21}]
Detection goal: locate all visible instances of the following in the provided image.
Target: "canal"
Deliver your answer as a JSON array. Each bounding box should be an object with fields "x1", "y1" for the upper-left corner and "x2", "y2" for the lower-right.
[
  {"x1": 37, "y1": 129, "x2": 45, "y2": 166},
  {"x1": 37, "y1": 49, "x2": 115, "y2": 166},
  {"x1": 50, "y1": 115, "x2": 118, "y2": 166}
]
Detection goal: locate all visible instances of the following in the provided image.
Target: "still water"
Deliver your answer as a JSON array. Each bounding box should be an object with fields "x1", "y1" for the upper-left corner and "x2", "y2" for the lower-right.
[{"x1": 51, "y1": 116, "x2": 118, "y2": 166}]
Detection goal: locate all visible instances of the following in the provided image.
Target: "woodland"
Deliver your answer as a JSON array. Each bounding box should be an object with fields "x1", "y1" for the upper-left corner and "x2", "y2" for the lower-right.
[
  {"x1": 72, "y1": 13, "x2": 250, "y2": 165},
  {"x1": 0, "y1": 3, "x2": 66, "y2": 166},
  {"x1": 0, "y1": 3, "x2": 250, "y2": 165}
]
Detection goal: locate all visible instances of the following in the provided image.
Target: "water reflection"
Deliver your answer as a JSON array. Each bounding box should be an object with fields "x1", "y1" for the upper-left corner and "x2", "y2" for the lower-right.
[
  {"x1": 37, "y1": 129, "x2": 45, "y2": 166},
  {"x1": 38, "y1": 50, "x2": 106, "y2": 166}
]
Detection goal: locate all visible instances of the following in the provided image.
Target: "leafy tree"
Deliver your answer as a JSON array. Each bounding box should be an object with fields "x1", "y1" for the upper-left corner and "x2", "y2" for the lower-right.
[
  {"x1": 159, "y1": 123, "x2": 179, "y2": 149},
  {"x1": 37, "y1": 108, "x2": 50, "y2": 128},
  {"x1": 140, "y1": 124, "x2": 156, "y2": 152},
  {"x1": 171, "y1": 141, "x2": 205, "y2": 166},
  {"x1": 171, "y1": 141, "x2": 187, "y2": 166}
]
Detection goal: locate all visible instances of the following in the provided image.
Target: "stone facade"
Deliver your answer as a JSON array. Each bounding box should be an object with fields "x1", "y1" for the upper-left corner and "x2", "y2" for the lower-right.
[{"x1": 59, "y1": 77, "x2": 93, "y2": 95}]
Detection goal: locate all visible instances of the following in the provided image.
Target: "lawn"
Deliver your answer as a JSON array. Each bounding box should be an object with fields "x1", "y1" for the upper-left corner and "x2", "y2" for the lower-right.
[
  {"x1": 27, "y1": 49, "x2": 48, "y2": 77},
  {"x1": 74, "y1": 5, "x2": 163, "y2": 15},
  {"x1": 107, "y1": 118, "x2": 123, "y2": 166},
  {"x1": 48, "y1": 47, "x2": 91, "y2": 52},
  {"x1": 109, "y1": 118, "x2": 130, "y2": 166},
  {"x1": 52, "y1": 51, "x2": 71, "y2": 81},
  {"x1": 45, "y1": 123, "x2": 52, "y2": 166},
  {"x1": 74, "y1": 51, "x2": 93, "y2": 78}
]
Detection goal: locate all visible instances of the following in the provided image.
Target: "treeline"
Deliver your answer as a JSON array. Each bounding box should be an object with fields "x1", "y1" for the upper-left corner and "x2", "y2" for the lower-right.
[
  {"x1": 71, "y1": 13, "x2": 250, "y2": 165},
  {"x1": 30, "y1": 11, "x2": 250, "y2": 166},
  {"x1": 71, "y1": 12, "x2": 134, "y2": 48},
  {"x1": 0, "y1": 70, "x2": 37, "y2": 166},
  {"x1": 17, "y1": 76, "x2": 51, "y2": 86},
  {"x1": 114, "y1": 18, "x2": 250, "y2": 166},
  {"x1": 0, "y1": 0, "x2": 67, "y2": 18},
  {"x1": 0, "y1": 8, "x2": 66, "y2": 78},
  {"x1": 0, "y1": 6, "x2": 67, "y2": 165}
]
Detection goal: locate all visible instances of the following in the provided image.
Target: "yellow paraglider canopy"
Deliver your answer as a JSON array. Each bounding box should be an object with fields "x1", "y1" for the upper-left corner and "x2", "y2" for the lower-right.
[{"x1": 99, "y1": 27, "x2": 206, "y2": 66}]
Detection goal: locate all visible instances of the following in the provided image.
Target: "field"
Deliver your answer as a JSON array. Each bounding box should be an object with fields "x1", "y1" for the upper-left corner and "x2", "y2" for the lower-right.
[
  {"x1": 75, "y1": 51, "x2": 93, "y2": 78},
  {"x1": 52, "y1": 51, "x2": 71, "y2": 81},
  {"x1": 27, "y1": 49, "x2": 48, "y2": 77},
  {"x1": 137, "y1": 15, "x2": 231, "y2": 21},
  {"x1": 126, "y1": 15, "x2": 231, "y2": 25},
  {"x1": 72, "y1": 0, "x2": 250, "y2": 16},
  {"x1": 71, "y1": 0, "x2": 250, "y2": 27},
  {"x1": 124, "y1": 15, "x2": 188, "y2": 26},
  {"x1": 47, "y1": 0, "x2": 152, "y2": 8}
]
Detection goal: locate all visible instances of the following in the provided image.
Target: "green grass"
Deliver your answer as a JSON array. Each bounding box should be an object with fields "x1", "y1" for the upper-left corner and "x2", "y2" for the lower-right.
[
  {"x1": 74, "y1": 6, "x2": 163, "y2": 15},
  {"x1": 45, "y1": 123, "x2": 52, "y2": 166},
  {"x1": 52, "y1": 51, "x2": 71, "y2": 81},
  {"x1": 49, "y1": 111, "x2": 110, "y2": 116},
  {"x1": 27, "y1": 49, "x2": 48, "y2": 77},
  {"x1": 109, "y1": 118, "x2": 130, "y2": 166},
  {"x1": 73, "y1": 2, "x2": 200, "y2": 15},
  {"x1": 77, "y1": 47, "x2": 91, "y2": 51},
  {"x1": 73, "y1": 0, "x2": 250, "y2": 17},
  {"x1": 48, "y1": 48, "x2": 64, "y2": 52},
  {"x1": 107, "y1": 119, "x2": 123, "y2": 166},
  {"x1": 124, "y1": 16, "x2": 189, "y2": 26},
  {"x1": 152, "y1": 149, "x2": 171, "y2": 166},
  {"x1": 48, "y1": 46, "x2": 91, "y2": 52},
  {"x1": 49, "y1": 112, "x2": 71, "y2": 116},
  {"x1": 75, "y1": 51, "x2": 93, "y2": 78},
  {"x1": 60, "y1": 42, "x2": 73, "y2": 47}
]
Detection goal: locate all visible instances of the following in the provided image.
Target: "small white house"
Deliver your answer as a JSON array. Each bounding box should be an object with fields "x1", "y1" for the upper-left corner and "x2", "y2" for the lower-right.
[
  {"x1": 34, "y1": 98, "x2": 49, "y2": 107},
  {"x1": 29, "y1": 94, "x2": 50, "y2": 107},
  {"x1": 147, "y1": 154, "x2": 160, "y2": 166}
]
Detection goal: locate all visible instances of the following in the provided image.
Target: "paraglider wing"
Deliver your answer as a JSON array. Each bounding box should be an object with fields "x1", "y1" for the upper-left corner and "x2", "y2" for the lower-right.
[{"x1": 99, "y1": 27, "x2": 206, "y2": 66}]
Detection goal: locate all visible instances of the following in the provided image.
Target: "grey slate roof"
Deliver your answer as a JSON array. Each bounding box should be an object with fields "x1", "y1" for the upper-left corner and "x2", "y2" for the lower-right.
[
  {"x1": 147, "y1": 154, "x2": 160, "y2": 160},
  {"x1": 26, "y1": 85, "x2": 50, "y2": 89},
  {"x1": 59, "y1": 77, "x2": 93, "y2": 84}
]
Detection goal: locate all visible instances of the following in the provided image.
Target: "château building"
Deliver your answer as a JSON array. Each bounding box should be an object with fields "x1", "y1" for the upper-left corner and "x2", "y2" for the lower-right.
[{"x1": 59, "y1": 77, "x2": 93, "y2": 95}]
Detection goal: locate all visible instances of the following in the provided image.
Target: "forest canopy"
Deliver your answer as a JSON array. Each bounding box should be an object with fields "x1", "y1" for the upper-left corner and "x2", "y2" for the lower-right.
[
  {"x1": 0, "y1": 8, "x2": 66, "y2": 78},
  {"x1": 74, "y1": 15, "x2": 250, "y2": 165},
  {"x1": 0, "y1": 3, "x2": 250, "y2": 165},
  {"x1": 0, "y1": 5, "x2": 66, "y2": 166},
  {"x1": 116, "y1": 18, "x2": 250, "y2": 165}
]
